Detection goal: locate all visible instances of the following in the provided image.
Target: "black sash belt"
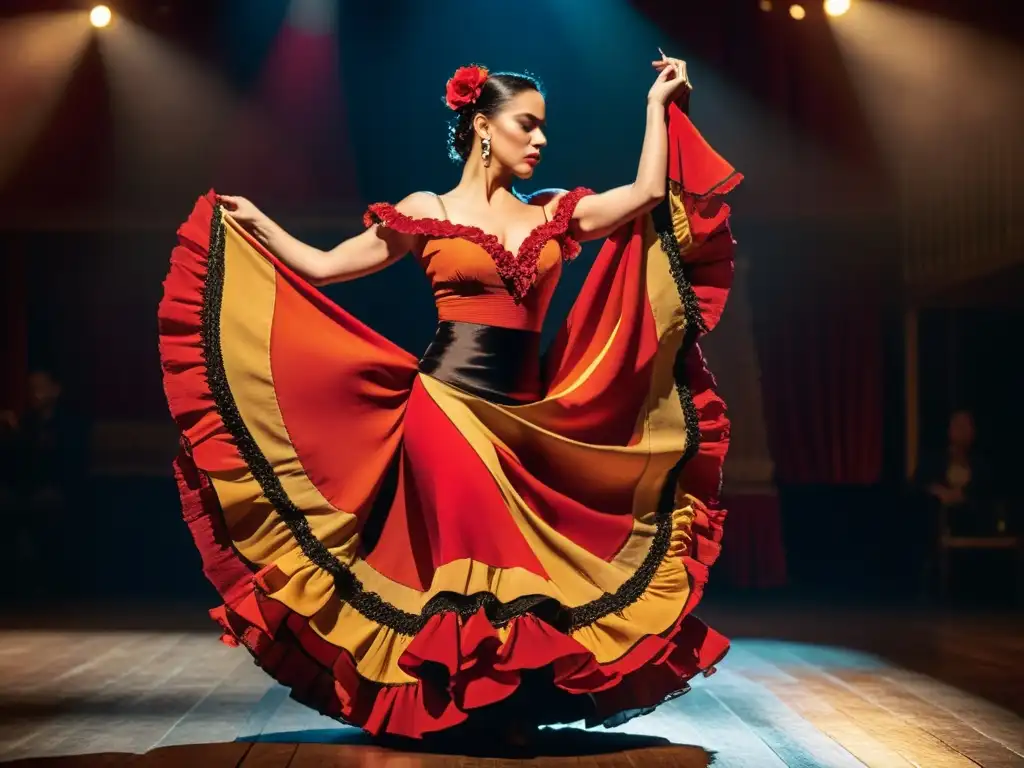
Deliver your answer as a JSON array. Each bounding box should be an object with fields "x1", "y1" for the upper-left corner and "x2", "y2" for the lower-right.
[{"x1": 418, "y1": 320, "x2": 542, "y2": 406}]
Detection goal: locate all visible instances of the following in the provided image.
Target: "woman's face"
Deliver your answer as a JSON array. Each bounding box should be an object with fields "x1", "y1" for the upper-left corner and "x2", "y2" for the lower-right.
[{"x1": 484, "y1": 90, "x2": 547, "y2": 179}]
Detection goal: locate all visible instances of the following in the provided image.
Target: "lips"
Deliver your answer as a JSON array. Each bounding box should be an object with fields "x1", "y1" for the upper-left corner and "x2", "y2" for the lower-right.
[{"x1": 524, "y1": 155, "x2": 540, "y2": 166}]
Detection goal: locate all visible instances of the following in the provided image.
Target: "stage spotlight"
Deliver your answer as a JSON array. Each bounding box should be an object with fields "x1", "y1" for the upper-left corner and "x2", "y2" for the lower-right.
[
  {"x1": 759, "y1": 0, "x2": 773, "y2": 11},
  {"x1": 789, "y1": 4, "x2": 806, "y2": 19},
  {"x1": 824, "y1": 0, "x2": 851, "y2": 16},
  {"x1": 90, "y1": 5, "x2": 112, "y2": 28}
]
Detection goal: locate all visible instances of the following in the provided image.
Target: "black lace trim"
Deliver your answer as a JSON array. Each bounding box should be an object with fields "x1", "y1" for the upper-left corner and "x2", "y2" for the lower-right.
[
  {"x1": 660, "y1": 229, "x2": 706, "y2": 468},
  {"x1": 204, "y1": 205, "x2": 428, "y2": 635},
  {"x1": 659, "y1": 229, "x2": 708, "y2": 337},
  {"x1": 562, "y1": 232, "x2": 704, "y2": 627},
  {"x1": 201, "y1": 206, "x2": 701, "y2": 636}
]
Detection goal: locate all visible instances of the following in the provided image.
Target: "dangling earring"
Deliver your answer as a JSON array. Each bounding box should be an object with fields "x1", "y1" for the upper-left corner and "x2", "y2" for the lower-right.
[{"x1": 481, "y1": 136, "x2": 492, "y2": 167}]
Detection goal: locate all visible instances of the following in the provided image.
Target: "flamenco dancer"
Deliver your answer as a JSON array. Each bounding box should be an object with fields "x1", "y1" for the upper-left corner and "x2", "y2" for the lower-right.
[{"x1": 158, "y1": 53, "x2": 740, "y2": 744}]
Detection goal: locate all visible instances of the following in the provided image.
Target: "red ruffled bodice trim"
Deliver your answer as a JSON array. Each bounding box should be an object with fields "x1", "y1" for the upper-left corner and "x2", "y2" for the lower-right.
[{"x1": 363, "y1": 187, "x2": 593, "y2": 302}]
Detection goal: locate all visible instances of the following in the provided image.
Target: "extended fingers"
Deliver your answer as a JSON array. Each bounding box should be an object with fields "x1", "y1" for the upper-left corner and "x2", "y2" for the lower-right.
[{"x1": 652, "y1": 59, "x2": 684, "y2": 74}]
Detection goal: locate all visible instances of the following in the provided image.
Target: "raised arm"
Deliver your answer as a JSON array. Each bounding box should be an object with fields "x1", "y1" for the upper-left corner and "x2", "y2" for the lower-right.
[
  {"x1": 218, "y1": 192, "x2": 439, "y2": 286},
  {"x1": 543, "y1": 55, "x2": 691, "y2": 242}
]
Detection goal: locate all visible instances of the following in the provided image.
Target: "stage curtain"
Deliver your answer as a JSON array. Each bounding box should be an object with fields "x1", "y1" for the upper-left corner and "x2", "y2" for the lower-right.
[
  {"x1": 753, "y1": 294, "x2": 884, "y2": 485},
  {"x1": 717, "y1": 492, "x2": 788, "y2": 589},
  {"x1": 1, "y1": 245, "x2": 27, "y2": 411}
]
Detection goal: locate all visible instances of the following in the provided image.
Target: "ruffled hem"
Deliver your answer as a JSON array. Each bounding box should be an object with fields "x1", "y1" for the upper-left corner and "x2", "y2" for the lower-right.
[{"x1": 173, "y1": 445, "x2": 726, "y2": 738}]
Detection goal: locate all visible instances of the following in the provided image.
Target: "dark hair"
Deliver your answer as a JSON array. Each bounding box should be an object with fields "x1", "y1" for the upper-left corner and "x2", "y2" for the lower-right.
[{"x1": 446, "y1": 71, "x2": 544, "y2": 164}]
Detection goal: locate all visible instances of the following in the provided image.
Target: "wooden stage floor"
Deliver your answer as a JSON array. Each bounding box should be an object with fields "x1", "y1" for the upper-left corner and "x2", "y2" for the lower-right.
[{"x1": 1, "y1": 600, "x2": 1022, "y2": 767}]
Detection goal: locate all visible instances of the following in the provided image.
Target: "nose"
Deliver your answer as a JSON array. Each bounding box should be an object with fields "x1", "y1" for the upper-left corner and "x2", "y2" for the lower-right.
[{"x1": 533, "y1": 128, "x2": 547, "y2": 147}]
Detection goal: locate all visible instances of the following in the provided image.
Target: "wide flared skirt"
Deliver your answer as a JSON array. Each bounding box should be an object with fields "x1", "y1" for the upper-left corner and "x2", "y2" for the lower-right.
[{"x1": 158, "y1": 107, "x2": 738, "y2": 739}]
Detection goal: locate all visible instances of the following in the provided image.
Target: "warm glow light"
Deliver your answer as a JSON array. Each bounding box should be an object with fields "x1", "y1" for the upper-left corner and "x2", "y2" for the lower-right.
[
  {"x1": 0, "y1": 13, "x2": 93, "y2": 188},
  {"x1": 789, "y1": 4, "x2": 806, "y2": 19},
  {"x1": 824, "y1": 0, "x2": 851, "y2": 16},
  {"x1": 759, "y1": 0, "x2": 773, "y2": 10},
  {"x1": 90, "y1": 5, "x2": 112, "y2": 28}
]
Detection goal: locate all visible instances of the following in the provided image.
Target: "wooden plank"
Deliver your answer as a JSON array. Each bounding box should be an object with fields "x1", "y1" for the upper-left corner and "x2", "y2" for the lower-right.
[
  {"x1": 755, "y1": 643, "x2": 981, "y2": 767},
  {"x1": 710, "y1": 670, "x2": 863, "y2": 767},
  {"x1": 764, "y1": 678, "x2": 918, "y2": 767},
  {"x1": 743, "y1": 643, "x2": 919, "y2": 767},
  {"x1": 72, "y1": 636, "x2": 242, "y2": 755},
  {"x1": 251, "y1": 696, "x2": 355, "y2": 744},
  {"x1": 712, "y1": 644, "x2": 800, "y2": 682},
  {"x1": 768, "y1": 630, "x2": 1024, "y2": 736},
  {"x1": 0, "y1": 633, "x2": 84, "y2": 688},
  {"x1": 285, "y1": 744, "x2": 374, "y2": 768},
  {"x1": 2, "y1": 753, "x2": 134, "y2": 767},
  {"x1": 0, "y1": 633, "x2": 188, "y2": 760},
  {"x1": 132, "y1": 742, "x2": 252, "y2": 768},
  {"x1": 0, "y1": 634, "x2": 118, "y2": 748},
  {"x1": 150, "y1": 651, "x2": 267, "y2": 748},
  {"x1": 238, "y1": 742, "x2": 299, "y2": 768},
  {"x1": 656, "y1": 686, "x2": 787, "y2": 768},
  {"x1": 590, "y1": 697, "x2": 706, "y2": 745},
  {"x1": 1, "y1": 632, "x2": 152, "y2": 695},
  {"x1": 741, "y1": 640, "x2": 886, "y2": 673},
  {"x1": 791, "y1": 674, "x2": 977, "y2": 767},
  {"x1": 14, "y1": 634, "x2": 228, "y2": 759},
  {"x1": 45, "y1": 633, "x2": 166, "y2": 689},
  {"x1": 613, "y1": 745, "x2": 729, "y2": 768},
  {"x1": 237, "y1": 685, "x2": 292, "y2": 742},
  {"x1": 883, "y1": 669, "x2": 1024, "y2": 756},
  {"x1": 827, "y1": 669, "x2": 1024, "y2": 767}
]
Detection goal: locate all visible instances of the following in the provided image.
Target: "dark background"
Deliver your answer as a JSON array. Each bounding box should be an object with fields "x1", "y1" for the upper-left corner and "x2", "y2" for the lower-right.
[{"x1": 1, "y1": 0, "x2": 1022, "y2": 605}]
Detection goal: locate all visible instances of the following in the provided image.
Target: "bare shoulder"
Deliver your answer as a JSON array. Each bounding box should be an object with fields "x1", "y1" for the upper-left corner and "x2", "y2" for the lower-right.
[
  {"x1": 524, "y1": 187, "x2": 569, "y2": 220},
  {"x1": 366, "y1": 192, "x2": 443, "y2": 257},
  {"x1": 524, "y1": 187, "x2": 569, "y2": 207},
  {"x1": 394, "y1": 191, "x2": 446, "y2": 219}
]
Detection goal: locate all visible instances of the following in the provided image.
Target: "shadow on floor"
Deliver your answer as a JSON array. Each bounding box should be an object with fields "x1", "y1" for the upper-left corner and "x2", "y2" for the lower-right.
[
  {"x1": 247, "y1": 725, "x2": 711, "y2": 761},
  {"x1": 1, "y1": 733, "x2": 714, "y2": 767}
]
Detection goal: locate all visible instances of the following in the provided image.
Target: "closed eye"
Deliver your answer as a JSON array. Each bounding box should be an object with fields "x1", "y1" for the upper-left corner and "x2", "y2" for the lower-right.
[{"x1": 518, "y1": 113, "x2": 546, "y2": 131}]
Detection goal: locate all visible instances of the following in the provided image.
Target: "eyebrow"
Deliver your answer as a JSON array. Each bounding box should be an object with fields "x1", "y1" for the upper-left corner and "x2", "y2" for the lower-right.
[{"x1": 518, "y1": 113, "x2": 546, "y2": 126}]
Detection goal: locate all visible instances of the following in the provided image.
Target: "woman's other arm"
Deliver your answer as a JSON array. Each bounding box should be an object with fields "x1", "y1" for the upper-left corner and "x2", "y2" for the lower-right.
[{"x1": 218, "y1": 192, "x2": 439, "y2": 286}]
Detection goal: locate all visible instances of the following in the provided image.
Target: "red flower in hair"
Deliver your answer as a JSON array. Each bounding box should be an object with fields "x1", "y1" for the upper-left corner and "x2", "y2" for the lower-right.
[{"x1": 445, "y1": 65, "x2": 489, "y2": 111}]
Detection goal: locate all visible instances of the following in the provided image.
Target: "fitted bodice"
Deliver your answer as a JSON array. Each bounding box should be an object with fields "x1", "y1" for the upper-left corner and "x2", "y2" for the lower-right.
[
  {"x1": 363, "y1": 186, "x2": 593, "y2": 332},
  {"x1": 418, "y1": 236, "x2": 563, "y2": 332}
]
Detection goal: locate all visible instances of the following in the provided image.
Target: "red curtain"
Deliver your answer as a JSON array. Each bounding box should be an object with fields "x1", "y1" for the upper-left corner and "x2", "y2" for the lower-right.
[
  {"x1": 753, "y1": 294, "x2": 884, "y2": 484},
  {"x1": 717, "y1": 493, "x2": 788, "y2": 588},
  {"x1": 1, "y1": 245, "x2": 27, "y2": 411}
]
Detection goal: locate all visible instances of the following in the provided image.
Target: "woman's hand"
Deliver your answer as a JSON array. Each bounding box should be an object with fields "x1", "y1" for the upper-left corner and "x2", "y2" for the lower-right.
[
  {"x1": 648, "y1": 53, "x2": 691, "y2": 106},
  {"x1": 217, "y1": 194, "x2": 269, "y2": 231}
]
